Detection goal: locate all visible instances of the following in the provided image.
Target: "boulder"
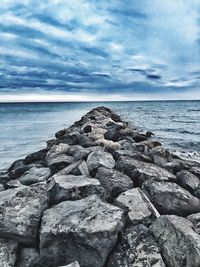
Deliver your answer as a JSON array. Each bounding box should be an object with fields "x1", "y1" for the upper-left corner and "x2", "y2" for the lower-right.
[
  {"x1": 40, "y1": 195, "x2": 125, "y2": 267},
  {"x1": 150, "y1": 215, "x2": 200, "y2": 267},
  {"x1": 108, "y1": 224, "x2": 165, "y2": 267},
  {"x1": 194, "y1": 184, "x2": 200, "y2": 198},
  {"x1": 190, "y1": 166, "x2": 200, "y2": 178},
  {"x1": 17, "y1": 248, "x2": 43, "y2": 267},
  {"x1": 86, "y1": 150, "x2": 115, "y2": 176},
  {"x1": 5, "y1": 179, "x2": 21, "y2": 189},
  {"x1": 0, "y1": 170, "x2": 10, "y2": 185},
  {"x1": 24, "y1": 149, "x2": 47, "y2": 165},
  {"x1": 9, "y1": 159, "x2": 30, "y2": 179},
  {"x1": 67, "y1": 145, "x2": 90, "y2": 160},
  {"x1": 187, "y1": 213, "x2": 200, "y2": 234},
  {"x1": 46, "y1": 143, "x2": 70, "y2": 160},
  {"x1": 176, "y1": 170, "x2": 199, "y2": 193},
  {"x1": 114, "y1": 188, "x2": 159, "y2": 225},
  {"x1": 116, "y1": 156, "x2": 176, "y2": 185},
  {"x1": 64, "y1": 262, "x2": 80, "y2": 267},
  {"x1": 19, "y1": 165, "x2": 51, "y2": 185},
  {"x1": 46, "y1": 154, "x2": 74, "y2": 174},
  {"x1": 53, "y1": 160, "x2": 90, "y2": 176},
  {"x1": 112, "y1": 149, "x2": 152, "y2": 163},
  {"x1": 143, "y1": 181, "x2": 200, "y2": 216},
  {"x1": 95, "y1": 167, "x2": 133, "y2": 198},
  {"x1": 0, "y1": 184, "x2": 48, "y2": 246},
  {"x1": 47, "y1": 174, "x2": 104, "y2": 204},
  {"x1": 0, "y1": 238, "x2": 18, "y2": 267}
]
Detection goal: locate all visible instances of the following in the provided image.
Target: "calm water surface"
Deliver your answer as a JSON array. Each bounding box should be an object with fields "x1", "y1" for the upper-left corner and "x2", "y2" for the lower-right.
[{"x1": 0, "y1": 101, "x2": 199, "y2": 169}]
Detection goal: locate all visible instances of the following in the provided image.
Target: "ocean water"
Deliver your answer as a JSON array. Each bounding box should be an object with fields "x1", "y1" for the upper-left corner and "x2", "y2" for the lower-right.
[{"x1": 0, "y1": 101, "x2": 199, "y2": 170}]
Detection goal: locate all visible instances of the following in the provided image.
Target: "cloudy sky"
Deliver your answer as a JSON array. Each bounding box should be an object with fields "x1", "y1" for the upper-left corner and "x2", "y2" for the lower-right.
[{"x1": 0, "y1": 0, "x2": 200, "y2": 101}]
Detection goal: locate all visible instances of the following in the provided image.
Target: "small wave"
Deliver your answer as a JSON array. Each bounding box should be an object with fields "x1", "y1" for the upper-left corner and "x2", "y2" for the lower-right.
[
  {"x1": 172, "y1": 120, "x2": 196, "y2": 124},
  {"x1": 187, "y1": 109, "x2": 200, "y2": 112}
]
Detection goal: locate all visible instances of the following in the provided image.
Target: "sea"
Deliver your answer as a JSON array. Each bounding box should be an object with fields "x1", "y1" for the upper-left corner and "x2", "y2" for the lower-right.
[{"x1": 0, "y1": 100, "x2": 199, "y2": 170}]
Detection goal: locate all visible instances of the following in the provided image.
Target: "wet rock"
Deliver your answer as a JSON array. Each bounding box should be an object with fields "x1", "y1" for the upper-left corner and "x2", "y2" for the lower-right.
[
  {"x1": 163, "y1": 159, "x2": 191, "y2": 174},
  {"x1": 176, "y1": 170, "x2": 199, "y2": 193},
  {"x1": 46, "y1": 154, "x2": 74, "y2": 174},
  {"x1": 187, "y1": 213, "x2": 200, "y2": 234},
  {"x1": 190, "y1": 166, "x2": 200, "y2": 178},
  {"x1": 143, "y1": 180, "x2": 200, "y2": 216},
  {"x1": 150, "y1": 215, "x2": 200, "y2": 267},
  {"x1": 0, "y1": 184, "x2": 48, "y2": 246},
  {"x1": 86, "y1": 150, "x2": 115, "y2": 176},
  {"x1": 24, "y1": 149, "x2": 47, "y2": 165},
  {"x1": 108, "y1": 224, "x2": 165, "y2": 267},
  {"x1": 46, "y1": 143, "x2": 70, "y2": 159},
  {"x1": 112, "y1": 149, "x2": 153, "y2": 163},
  {"x1": 116, "y1": 156, "x2": 176, "y2": 185},
  {"x1": 19, "y1": 165, "x2": 51, "y2": 185},
  {"x1": 115, "y1": 188, "x2": 159, "y2": 225},
  {"x1": 194, "y1": 184, "x2": 200, "y2": 198},
  {"x1": 140, "y1": 140, "x2": 162, "y2": 149},
  {"x1": 95, "y1": 167, "x2": 133, "y2": 198},
  {"x1": 83, "y1": 124, "x2": 92, "y2": 133},
  {"x1": 0, "y1": 238, "x2": 18, "y2": 267},
  {"x1": 67, "y1": 145, "x2": 90, "y2": 160},
  {"x1": 40, "y1": 195, "x2": 125, "y2": 267},
  {"x1": 47, "y1": 174, "x2": 103, "y2": 204},
  {"x1": 9, "y1": 159, "x2": 30, "y2": 179},
  {"x1": 54, "y1": 160, "x2": 90, "y2": 176},
  {"x1": 104, "y1": 125, "x2": 123, "y2": 142},
  {"x1": 146, "y1": 131, "x2": 154, "y2": 137}
]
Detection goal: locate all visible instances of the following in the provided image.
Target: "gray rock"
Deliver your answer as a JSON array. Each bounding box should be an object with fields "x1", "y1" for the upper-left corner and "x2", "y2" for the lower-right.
[
  {"x1": 64, "y1": 262, "x2": 80, "y2": 267},
  {"x1": 108, "y1": 224, "x2": 166, "y2": 267},
  {"x1": 0, "y1": 170, "x2": 10, "y2": 185},
  {"x1": 0, "y1": 238, "x2": 18, "y2": 267},
  {"x1": 46, "y1": 143, "x2": 70, "y2": 160},
  {"x1": 47, "y1": 154, "x2": 74, "y2": 174},
  {"x1": 194, "y1": 184, "x2": 200, "y2": 198},
  {"x1": 0, "y1": 183, "x2": 4, "y2": 191},
  {"x1": 24, "y1": 149, "x2": 47, "y2": 165},
  {"x1": 116, "y1": 156, "x2": 176, "y2": 185},
  {"x1": 176, "y1": 170, "x2": 199, "y2": 193},
  {"x1": 0, "y1": 184, "x2": 48, "y2": 246},
  {"x1": 19, "y1": 165, "x2": 51, "y2": 185},
  {"x1": 54, "y1": 160, "x2": 90, "y2": 176},
  {"x1": 40, "y1": 195, "x2": 125, "y2": 267},
  {"x1": 114, "y1": 188, "x2": 159, "y2": 225},
  {"x1": 143, "y1": 181, "x2": 200, "y2": 216},
  {"x1": 150, "y1": 215, "x2": 200, "y2": 267},
  {"x1": 190, "y1": 166, "x2": 200, "y2": 178},
  {"x1": 187, "y1": 213, "x2": 200, "y2": 234},
  {"x1": 17, "y1": 248, "x2": 43, "y2": 267},
  {"x1": 86, "y1": 150, "x2": 115, "y2": 176},
  {"x1": 9, "y1": 159, "x2": 30, "y2": 179},
  {"x1": 5, "y1": 179, "x2": 22, "y2": 189},
  {"x1": 95, "y1": 167, "x2": 133, "y2": 197},
  {"x1": 47, "y1": 174, "x2": 104, "y2": 204},
  {"x1": 67, "y1": 145, "x2": 90, "y2": 160},
  {"x1": 112, "y1": 149, "x2": 153, "y2": 163}
]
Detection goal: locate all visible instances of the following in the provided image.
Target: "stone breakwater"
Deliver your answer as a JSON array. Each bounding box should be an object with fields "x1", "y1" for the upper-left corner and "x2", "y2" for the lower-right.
[{"x1": 0, "y1": 106, "x2": 200, "y2": 267}]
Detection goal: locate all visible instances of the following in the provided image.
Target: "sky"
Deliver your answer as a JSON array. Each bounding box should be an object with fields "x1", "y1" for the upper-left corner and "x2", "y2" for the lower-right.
[{"x1": 0, "y1": 0, "x2": 200, "y2": 102}]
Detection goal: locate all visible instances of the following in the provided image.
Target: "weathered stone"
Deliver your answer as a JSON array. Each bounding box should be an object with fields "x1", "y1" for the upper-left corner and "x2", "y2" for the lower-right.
[
  {"x1": 140, "y1": 140, "x2": 162, "y2": 149},
  {"x1": 0, "y1": 184, "x2": 48, "y2": 246},
  {"x1": 47, "y1": 174, "x2": 103, "y2": 204},
  {"x1": 176, "y1": 170, "x2": 199, "y2": 193},
  {"x1": 112, "y1": 149, "x2": 153, "y2": 163},
  {"x1": 95, "y1": 167, "x2": 133, "y2": 197},
  {"x1": 0, "y1": 170, "x2": 10, "y2": 185},
  {"x1": 86, "y1": 150, "x2": 115, "y2": 176},
  {"x1": 24, "y1": 149, "x2": 47, "y2": 165},
  {"x1": 143, "y1": 181, "x2": 200, "y2": 216},
  {"x1": 187, "y1": 213, "x2": 200, "y2": 234},
  {"x1": 5, "y1": 179, "x2": 21, "y2": 189},
  {"x1": 64, "y1": 262, "x2": 80, "y2": 267},
  {"x1": 150, "y1": 215, "x2": 200, "y2": 267},
  {"x1": 108, "y1": 224, "x2": 165, "y2": 267},
  {"x1": 67, "y1": 145, "x2": 90, "y2": 160},
  {"x1": 116, "y1": 156, "x2": 176, "y2": 185},
  {"x1": 114, "y1": 188, "x2": 159, "y2": 225},
  {"x1": 17, "y1": 248, "x2": 44, "y2": 267},
  {"x1": 0, "y1": 238, "x2": 18, "y2": 267},
  {"x1": 47, "y1": 154, "x2": 74, "y2": 174},
  {"x1": 40, "y1": 195, "x2": 125, "y2": 267},
  {"x1": 194, "y1": 184, "x2": 200, "y2": 198},
  {"x1": 19, "y1": 165, "x2": 51, "y2": 185},
  {"x1": 190, "y1": 166, "x2": 200, "y2": 178},
  {"x1": 46, "y1": 143, "x2": 70, "y2": 160}
]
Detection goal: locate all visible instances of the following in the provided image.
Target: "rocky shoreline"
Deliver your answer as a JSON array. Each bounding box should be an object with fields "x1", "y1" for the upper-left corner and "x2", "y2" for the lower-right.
[{"x1": 0, "y1": 106, "x2": 200, "y2": 267}]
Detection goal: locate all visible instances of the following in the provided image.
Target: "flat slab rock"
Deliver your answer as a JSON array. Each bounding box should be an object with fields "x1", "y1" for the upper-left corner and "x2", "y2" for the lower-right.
[
  {"x1": 40, "y1": 194, "x2": 125, "y2": 267},
  {"x1": 0, "y1": 238, "x2": 18, "y2": 267},
  {"x1": 0, "y1": 184, "x2": 48, "y2": 246},
  {"x1": 143, "y1": 180, "x2": 200, "y2": 216},
  {"x1": 108, "y1": 224, "x2": 166, "y2": 267},
  {"x1": 19, "y1": 165, "x2": 51, "y2": 185},
  {"x1": 116, "y1": 156, "x2": 176, "y2": 185},
  {"x1": 47, "y1": 174, "x2": 104, "y2": 204},
  {"x1": 114, "y1": 188, "x2": 159, "y2": 225},
  {"x1": 150, "y1": 215, "x2": 200, "y2": 267}
]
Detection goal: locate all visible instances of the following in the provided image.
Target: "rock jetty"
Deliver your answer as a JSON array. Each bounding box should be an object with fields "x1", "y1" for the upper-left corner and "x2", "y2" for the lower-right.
[{"x1": 0, "y1": 106, "x2": 200, "y2": 267}]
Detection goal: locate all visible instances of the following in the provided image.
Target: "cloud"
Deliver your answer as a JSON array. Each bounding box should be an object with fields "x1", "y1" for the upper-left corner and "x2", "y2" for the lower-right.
[{"x1": 0, "y1": 0, "x2": 200, "y2": 100}]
